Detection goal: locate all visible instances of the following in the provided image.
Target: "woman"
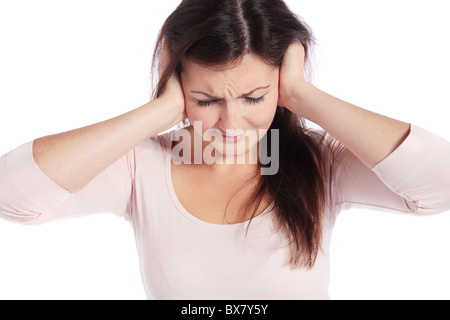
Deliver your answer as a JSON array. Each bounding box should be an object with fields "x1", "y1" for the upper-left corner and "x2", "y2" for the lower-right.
[{"x1": 1, "y1": 0, "x2": 449, "y2": 299}]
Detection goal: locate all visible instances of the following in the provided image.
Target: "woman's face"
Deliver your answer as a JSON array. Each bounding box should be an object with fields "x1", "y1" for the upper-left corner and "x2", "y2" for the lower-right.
[{"x1": 180, "y1": 54, "x2": 279, "y2": 158}]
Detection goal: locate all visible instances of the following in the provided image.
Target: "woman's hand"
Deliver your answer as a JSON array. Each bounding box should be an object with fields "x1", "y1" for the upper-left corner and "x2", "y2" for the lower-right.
[
  {"x1": 32, "y1": 39, "x2": 190, "y2": 193},
  {"x1": 157, "y1": 39, "x2": 188, "y2": 124},
  {"x1": 278, "y1": 41, "x2": 410, "y2": 169},
  {"x1": 278, "y1": 41, "x2": 309, "y2": 114}
]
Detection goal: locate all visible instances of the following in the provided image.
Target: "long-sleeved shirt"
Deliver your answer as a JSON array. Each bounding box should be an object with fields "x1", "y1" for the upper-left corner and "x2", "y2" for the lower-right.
[{"x1": 1, "y1": 124, "x2": 449, "y2": 299}]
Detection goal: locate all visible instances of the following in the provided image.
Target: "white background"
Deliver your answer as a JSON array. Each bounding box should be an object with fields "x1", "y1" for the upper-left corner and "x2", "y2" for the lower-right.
[{"x1": 0, "y1": 0, "x2": 449, "y2": 300}]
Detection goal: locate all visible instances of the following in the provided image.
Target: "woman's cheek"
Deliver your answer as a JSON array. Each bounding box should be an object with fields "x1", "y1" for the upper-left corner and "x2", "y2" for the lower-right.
[
  {"x1": 186, "y1": 103, "x2": 203, "y2": 124},
  {"x1": 185, "y1": 102, "x2": 197, "y2": 121},
  {"x1": 186, "y1": 104, "x2": 217, "y2": 130},
  {"x1": 250, "y1": 100, "x2": 278, "y2": 129}
]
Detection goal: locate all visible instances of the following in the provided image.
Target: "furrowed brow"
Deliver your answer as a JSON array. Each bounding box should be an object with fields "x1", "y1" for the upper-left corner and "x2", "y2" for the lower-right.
[
  {"x1": 190, "y1": 91, "x2": 220, "y2": 100},
  {"x1": 191, "y1": 85, "x2": 270, "y2": 100},
  {"x1": 240, "y1": 85, "x2": 270, "y2": 97}
]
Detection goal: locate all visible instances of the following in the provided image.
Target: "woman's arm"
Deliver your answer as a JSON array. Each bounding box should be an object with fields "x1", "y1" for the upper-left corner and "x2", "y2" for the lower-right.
[
  {"x1": 33, "y1": 98, "x2": 183, "y2": 194},
  {"x1": 33, "y1": 41, "x2": 185, "y2": 193},
  {"x1": 278, "y1": 42, "x2": 410, "y2": 169},
  {"x1": 1, "y1": 96, "x2": 183, "y2": 223},
  {"x1": 279, "y1": 42, "x2": 450, "y2": 215}
]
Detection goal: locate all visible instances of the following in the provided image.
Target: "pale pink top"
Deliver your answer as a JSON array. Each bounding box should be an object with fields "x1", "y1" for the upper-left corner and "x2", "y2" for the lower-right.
[{"x1": 1, "y1": 125, "x2": 450, "y2": 299}]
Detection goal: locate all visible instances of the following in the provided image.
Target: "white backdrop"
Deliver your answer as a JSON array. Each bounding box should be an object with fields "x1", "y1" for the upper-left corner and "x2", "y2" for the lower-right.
[{"x1": 0, "y1": 0, "x2": 449, "y2": 300}]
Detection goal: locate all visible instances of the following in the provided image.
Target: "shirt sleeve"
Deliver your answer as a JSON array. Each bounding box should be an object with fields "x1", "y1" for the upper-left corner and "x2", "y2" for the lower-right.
[
  {"x1": 327, "y1": 124, "x2": 450, "y2": 216},
  {"x1": 0, "y1": 140, "x2": 136, "y2": 225}
]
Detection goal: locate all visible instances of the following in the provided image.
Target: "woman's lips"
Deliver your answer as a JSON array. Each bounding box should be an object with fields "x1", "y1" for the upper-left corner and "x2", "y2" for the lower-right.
[{"x1": 222, "y1": 133, "x2": 245, "y2": 143}]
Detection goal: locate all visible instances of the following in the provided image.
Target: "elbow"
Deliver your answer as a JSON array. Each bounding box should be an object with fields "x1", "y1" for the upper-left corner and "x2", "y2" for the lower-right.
[
  {"x1": 0, "y1": 187, "x2": 42, "y2": 225},
  {"x1": 0, "y1": 180, "x2": 52, "y2": 225},
  {"x1": 0, "y1": 207, "x2": 43, "y2": 224},
  {"x1": 0, "y1": 143, "x2": 69, "y2": 225},
  {"x1": 0, "y1": 186, "x2": 62, "y2": 225},
  {"x1": 407, "y1": 193, "x2": 450, "y2": 215},
  {"x1": 0, "y1": 191, "x2": 45, "y2": 224}
]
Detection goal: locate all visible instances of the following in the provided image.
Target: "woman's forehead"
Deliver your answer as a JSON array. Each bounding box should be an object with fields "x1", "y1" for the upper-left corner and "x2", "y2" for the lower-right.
[{"x1": 181, "y1": 54, "x2": 278, "y2": 88}]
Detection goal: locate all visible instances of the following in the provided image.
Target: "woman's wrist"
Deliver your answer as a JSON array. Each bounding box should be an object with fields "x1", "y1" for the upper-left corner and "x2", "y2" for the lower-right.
[{"x1": 147, "y1": 99, "x2": 178, "y2": 133}]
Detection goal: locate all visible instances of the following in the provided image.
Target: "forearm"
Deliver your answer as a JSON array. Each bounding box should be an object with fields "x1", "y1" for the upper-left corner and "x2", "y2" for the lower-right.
[
  {"x1": 292, "y1": 83, "x2": 410, "y2": 168},
  {"x1": 33, "y1": 98, "x2": 181, "y2": 193}
]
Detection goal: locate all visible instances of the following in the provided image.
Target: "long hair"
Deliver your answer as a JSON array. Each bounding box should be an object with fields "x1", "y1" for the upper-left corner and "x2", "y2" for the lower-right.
[{"x1": 152, "y1": 0, "x2": 326, "y2": 269}]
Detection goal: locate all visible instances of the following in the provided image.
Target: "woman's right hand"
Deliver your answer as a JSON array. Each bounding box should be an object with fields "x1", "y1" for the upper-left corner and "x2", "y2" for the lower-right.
[
  {"x1": 156, "y1": 39, "x2": 187, "y2": 125},
  {"x1": 31, "y1": 38, "x2": 188, "y2": 193}
]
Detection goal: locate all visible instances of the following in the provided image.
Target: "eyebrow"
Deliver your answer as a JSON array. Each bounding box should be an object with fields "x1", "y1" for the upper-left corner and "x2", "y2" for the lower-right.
[{"x1": 191, "y1": 85, "x2": 270, "y2": 100}]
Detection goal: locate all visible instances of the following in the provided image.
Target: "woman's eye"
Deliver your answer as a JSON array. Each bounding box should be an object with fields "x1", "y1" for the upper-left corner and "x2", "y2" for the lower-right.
[
  {"x1": 197, "y1": 99, "x2": 218, "y2": 107},
  {"x1": 245, "y1": 95, "x2": 266, "y2": 105},
  {"x1": 196, "y1": 95, "x2": 266, "y2": 107}
]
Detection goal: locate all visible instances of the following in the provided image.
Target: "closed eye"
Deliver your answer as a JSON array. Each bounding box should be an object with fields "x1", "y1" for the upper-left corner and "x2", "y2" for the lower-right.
[
  {"x1": 197, "y1": 95, "x2": 266, "y2": 107},
  {"x1": 245, "y1": 95, "x2": 266, "y2": 105},
  {"x1": 197, "y1": 99, "x2": 220, "y2": 107}
]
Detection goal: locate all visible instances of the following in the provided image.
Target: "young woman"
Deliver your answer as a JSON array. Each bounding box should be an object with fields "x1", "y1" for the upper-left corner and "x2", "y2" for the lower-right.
[{"x1": 1, "y1": 0, "x2": 449, "y2": 299}]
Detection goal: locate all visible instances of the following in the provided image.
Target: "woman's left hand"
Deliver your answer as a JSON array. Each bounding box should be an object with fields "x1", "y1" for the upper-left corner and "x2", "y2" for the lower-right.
[
  {"x1": 278, "y1": 42, "x2": 411, "y2": 170},
  {"x1": 278, "y1": 41, "x2": 309, "y2": 113}
]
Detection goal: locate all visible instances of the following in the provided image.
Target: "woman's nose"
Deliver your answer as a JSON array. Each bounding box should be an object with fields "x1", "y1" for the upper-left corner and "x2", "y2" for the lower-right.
[{"x1": 219, "y1": 102, "x2": 240, "y2": 132}]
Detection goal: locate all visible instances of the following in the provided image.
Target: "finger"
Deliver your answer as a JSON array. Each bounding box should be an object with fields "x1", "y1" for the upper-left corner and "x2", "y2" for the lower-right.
[
  {"x1": 281, "y1": 41, "x2": 306, "y2": 83},
  {"x1": 282, "y1": 41, "x2": 305, "y2": 69}
]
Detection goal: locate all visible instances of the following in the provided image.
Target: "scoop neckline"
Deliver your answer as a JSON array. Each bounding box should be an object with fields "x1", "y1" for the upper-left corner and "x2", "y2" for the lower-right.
[{"x1": 163, "y1": 131, "x2": 275, "y2": 229}]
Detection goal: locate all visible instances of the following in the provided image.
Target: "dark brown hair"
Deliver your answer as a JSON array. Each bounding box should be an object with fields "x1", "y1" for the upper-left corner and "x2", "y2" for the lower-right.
[{"x1": 152, "y1": 0, "x2": 326, "y2": 269}]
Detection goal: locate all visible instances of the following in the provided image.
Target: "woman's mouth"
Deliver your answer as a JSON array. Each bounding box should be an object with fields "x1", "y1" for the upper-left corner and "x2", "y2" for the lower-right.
[{"x1": 222, "y1": 133, "x2": 245, "y2": 143}]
